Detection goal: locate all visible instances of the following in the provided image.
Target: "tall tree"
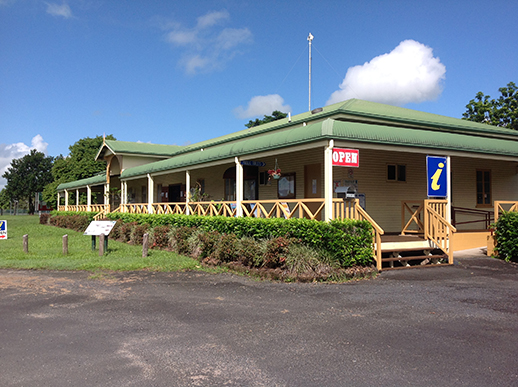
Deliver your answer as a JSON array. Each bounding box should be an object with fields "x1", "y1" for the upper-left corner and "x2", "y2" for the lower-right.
[
  {"x1": 463, "y1": 82, "x2": 518, "y2": 130},
  {"x1": 245, "y1": 111, "x2": 288, "y2": 128},
  {"x1": 42, "y1": 135, "x2": 116, "y2": 206},
  {"x1": 2, "y1": 150, "x2": 54, "y2": 214},
  {"x1": 0, "y1": 189, "x2": 10, "y2": 215}
]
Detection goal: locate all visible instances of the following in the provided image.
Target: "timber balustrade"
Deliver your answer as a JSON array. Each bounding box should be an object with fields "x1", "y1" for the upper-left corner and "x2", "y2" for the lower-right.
[
  {"x1": 401, "y1": 199, "x2": 456, "y2": 264},
  {"x1": 401, "y1": 200, "x2": 425, "y2": 235},
  {"x1": 58, "y1": 204, "x2": 109, "y2": 213},
  {"x1": 494, "y1": 201, "x2": 518, "y2": 222},
  {"x1": 423, "y1": 200, "x2": 456, "y2": 264}
]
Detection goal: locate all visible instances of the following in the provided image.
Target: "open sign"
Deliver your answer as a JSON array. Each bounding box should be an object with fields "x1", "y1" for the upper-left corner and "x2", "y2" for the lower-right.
[{"x1": 332, "y1": 148, "x2": 359, "y2": 167}]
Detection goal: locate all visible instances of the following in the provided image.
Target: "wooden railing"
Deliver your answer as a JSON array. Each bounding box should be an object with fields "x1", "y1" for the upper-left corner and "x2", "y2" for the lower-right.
[
  {"x1": 401, "y1": 200, "x2": 424, "y2": 235},
  {"x1": 241, "y1": 199, "x2": 325, "y2": 220},
  {"x1": 58, "y1": 204, "x2": 109, "y2": 213},
  {"x1": 350, "y1": 200, "x2": 384, "y2": 271},
  {"x1": 494, "y1": 201, "x2": 518, "y2": 222},
  {"x1": 93, "y1": 205, "x2": 112, "y2": 220},
  {"x1": 423, "y1": 199, "x2": 456, "y2": 264},
  {"x1": 117, "y1": 199, "x2": 330, "y2": 220}
]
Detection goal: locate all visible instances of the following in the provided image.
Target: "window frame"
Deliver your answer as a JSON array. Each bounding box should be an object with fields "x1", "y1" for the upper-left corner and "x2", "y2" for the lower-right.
[
  {"x1": 277, "y1": 172, "x2": 296, "y2": 199},
  {"x1": 476, "y1": 169, "x2": 492, "y2": 207},
  {"x1": 387, "y1": 164, "x2": 407, "y2": 182}
]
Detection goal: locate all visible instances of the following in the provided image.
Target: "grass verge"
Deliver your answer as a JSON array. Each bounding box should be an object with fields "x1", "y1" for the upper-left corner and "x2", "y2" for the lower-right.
[{"x1": 0, "y1": 215, "x2": 219, "y2": 273}]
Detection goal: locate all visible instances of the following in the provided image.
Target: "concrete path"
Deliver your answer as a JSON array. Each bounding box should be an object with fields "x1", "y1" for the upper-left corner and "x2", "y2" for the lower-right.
[{"x1": 0, "y1": 252, "x2": 517, "y2": 386}]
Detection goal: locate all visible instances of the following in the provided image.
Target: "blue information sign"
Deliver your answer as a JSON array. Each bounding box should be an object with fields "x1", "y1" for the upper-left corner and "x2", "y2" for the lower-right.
[
  {"x1": 0, "y1": 220, "x2": 7, "y2": 240},
  {"x1": 427, "y1": 156, "x2": 448, "y2": 197},
  {"x1": 241, "y1": 160, "x2": 266, "y2": 167}
]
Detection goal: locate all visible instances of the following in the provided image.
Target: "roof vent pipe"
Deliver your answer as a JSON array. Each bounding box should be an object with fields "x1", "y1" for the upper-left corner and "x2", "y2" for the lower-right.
[{"x1": 288, "y1": 112, "x2": 291, "y2": 122}]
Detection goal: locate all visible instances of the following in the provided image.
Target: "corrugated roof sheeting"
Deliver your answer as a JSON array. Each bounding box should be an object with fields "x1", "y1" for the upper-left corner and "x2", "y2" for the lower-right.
[
  {"x1": 57, "y1": 173, "x2": 107, "y2": 191},
  {"x1": 121, "y1": 122, "x2": 325, "y2": 179},
  {"x1": 331, "y1": 121, "x2": 518, "y2": 156},
  {"x1": 122, "y1": 119, "x2": 518, "y2": 179}
]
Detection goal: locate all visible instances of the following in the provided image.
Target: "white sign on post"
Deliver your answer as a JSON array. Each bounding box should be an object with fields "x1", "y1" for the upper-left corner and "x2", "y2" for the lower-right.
[
  {"x1": 83, "y1": 221, "x2": 116, "y2": 236},
  {"x1": 0, "y1": 220, "x2": 7, "y2": 240}
]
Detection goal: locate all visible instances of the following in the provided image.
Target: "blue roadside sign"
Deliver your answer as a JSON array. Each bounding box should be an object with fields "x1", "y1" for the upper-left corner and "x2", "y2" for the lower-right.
[
  {"x1": 427, "y1": 156, "x2": 448, "y2": 197},
  {"x1": 0, "y1": 220, "x2": 7, "y2": 240}
]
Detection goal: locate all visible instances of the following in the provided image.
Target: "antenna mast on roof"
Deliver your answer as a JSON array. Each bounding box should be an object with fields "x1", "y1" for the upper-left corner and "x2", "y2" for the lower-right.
[{"x1": 307, "y1": 33, "x2": 314, "y2": 111}]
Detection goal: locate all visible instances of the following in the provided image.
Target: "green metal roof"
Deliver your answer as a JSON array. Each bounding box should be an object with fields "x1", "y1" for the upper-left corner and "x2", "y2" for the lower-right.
[
  {"x1": 66, "y1": 98, "x2": 517, "y2": 186},
  {"x1": 329, "y1": 99, "x2": 518, "y2": 138},
  {"x1": 163, "y1": 99, "x2": 518, "y2": 157},
  {"x1": 121, "y1": 118, "x2": 518, "y2": 179},
  {"x1": 96, "y1": 139, "x2": 183, "y2": 160},
  {"x1": 57, "y1": 173, "x2": 106, "y2": 191}
]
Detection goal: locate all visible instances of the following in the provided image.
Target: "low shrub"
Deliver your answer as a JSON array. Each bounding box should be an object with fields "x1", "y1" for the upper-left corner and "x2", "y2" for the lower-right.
[
  {"x1": 238, "y1": 237, "x2": 264, "y2": 266},
  {"x1": 150, "y1": 225, "x2": 171, "y2": 249},
  {"x1": 130, "y1": 224, "x2": 149, "y2": 245},
  {"x1": 196, "y1": 230, "x2": 221, "y2": 260},
  {"x1": 172, "y1": 226, "x2": 195, "y2": 255},
  {"x1": 39, "y1": 213, "x2": 51, "y2": 225},
  {"x1": 49, "y1": 214, "x2": 90, "y2": 231},
  {"x1": 263, "y1": 237, "x2": 291, "y2": 268},
  {"x1": 494, "y1": 211, "x2": 518, "y2": 262},
  {"x1": 109, "y1": 219, "x2": 123, "y2": 241},
  {"x1": 48, "y1": 212, "x2": 377, "y2": 281},
  {"x1": 214, "y1": 233, "x2": 239, "y2": 263},
  {"x1": 103, "y1": 213, "x2": 373, "y2": 267},
  {"x1": 120, "y1": 222, "x2": 137, "y2": 243}
]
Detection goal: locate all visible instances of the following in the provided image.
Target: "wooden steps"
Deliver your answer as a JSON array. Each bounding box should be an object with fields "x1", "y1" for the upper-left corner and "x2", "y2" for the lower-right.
[{"x1": 379, "y1": 234, "x2": 450, "y2": 271}]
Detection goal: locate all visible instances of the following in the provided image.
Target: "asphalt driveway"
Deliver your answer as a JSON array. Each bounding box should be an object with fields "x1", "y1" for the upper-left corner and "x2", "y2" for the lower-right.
[{"x1": 0, "y1": 248, "x2": 517, "y2": 386}]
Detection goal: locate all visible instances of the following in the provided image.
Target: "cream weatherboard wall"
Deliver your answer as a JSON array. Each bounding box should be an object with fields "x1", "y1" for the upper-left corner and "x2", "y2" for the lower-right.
[
  {"x1": 257, "y1": 148, "x2": 325, "y2": 201},
  {"x1": 450, "y1": 156, "x2": 518, "y2": 230}
]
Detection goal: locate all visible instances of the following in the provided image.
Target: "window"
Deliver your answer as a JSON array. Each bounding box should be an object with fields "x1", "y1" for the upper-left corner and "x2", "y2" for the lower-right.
[
  {"x1": 277, "y1": 172, "x2": 296, "y2": 199},
  {"x1": 476, "y1": 170, "x2": 491, "y2": 206},
  {"x1": 387, "y1": 164, "x2": 406, "y2": 182}
]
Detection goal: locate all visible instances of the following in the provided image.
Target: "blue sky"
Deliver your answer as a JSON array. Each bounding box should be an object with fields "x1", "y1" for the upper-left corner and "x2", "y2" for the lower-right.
[{"x1": 1, "y1": 0, "x2": 517, "y2": 188}]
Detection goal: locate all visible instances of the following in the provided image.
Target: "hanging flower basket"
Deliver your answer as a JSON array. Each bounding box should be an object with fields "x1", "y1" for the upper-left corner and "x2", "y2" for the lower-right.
[
  {"x1": 268, "y1": 158, "x2": 282, "y2": 180},
  {"x1": 268, "y1": 169, "x2": 282, "y2": 180}
]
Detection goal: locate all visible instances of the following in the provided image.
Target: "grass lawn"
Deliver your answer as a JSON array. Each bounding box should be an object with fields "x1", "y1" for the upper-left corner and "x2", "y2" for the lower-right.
[{"x1": 0, "y1": 215, "x2": 216, "y2": 273}]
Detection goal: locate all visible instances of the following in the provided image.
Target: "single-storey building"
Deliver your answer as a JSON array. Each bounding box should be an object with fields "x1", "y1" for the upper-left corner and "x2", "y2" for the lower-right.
[{"x1": 57, "y1": 99, "x2": 518, "y2": 270}]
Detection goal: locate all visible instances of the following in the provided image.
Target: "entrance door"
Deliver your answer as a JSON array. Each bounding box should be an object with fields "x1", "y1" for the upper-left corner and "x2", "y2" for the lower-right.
[
  {"x1": 304, "y1": 164, "x2": 321, "y2": 198},
  {"x1": 304, "y1": 164, "x2": 322, "y2": 217},
  {"x1": 169, "y1": 184, "x2": 182, "y2": 202}
]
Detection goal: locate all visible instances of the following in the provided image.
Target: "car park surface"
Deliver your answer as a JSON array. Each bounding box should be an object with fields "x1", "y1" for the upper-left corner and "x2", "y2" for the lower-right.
[{"x1": 0, "y1": 248, "x2": 517, "y2": 386}]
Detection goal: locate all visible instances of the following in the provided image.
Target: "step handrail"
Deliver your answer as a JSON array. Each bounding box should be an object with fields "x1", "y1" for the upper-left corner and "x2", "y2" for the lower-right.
[
  {"x1": 353, "y1": 200, "x2": 384, "y2": 271},
  {"x1": 424, "y1": 201, "x2": 457, "y2": 264}
]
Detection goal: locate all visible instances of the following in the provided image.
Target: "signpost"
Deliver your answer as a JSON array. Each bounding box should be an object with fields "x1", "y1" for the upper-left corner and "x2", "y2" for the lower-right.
[
  {"x1": 427, "y1": 156, "x2": 448, "y2": 197},
  {"x1": 0, "y1": 220, "x2": 7, "y2": 240},
  {"x1": 84, "y1": 220, "x2": 116, "y2": 254}
]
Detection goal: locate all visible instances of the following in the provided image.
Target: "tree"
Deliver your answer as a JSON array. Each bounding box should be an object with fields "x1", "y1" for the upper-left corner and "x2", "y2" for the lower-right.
[
  {"x1": 463, "y1": 82, "x2": 518, "y2": 130},
  {"x1": 42, "y1": 135, "x2": 116, "y2": 206},
  {"x1": 245, "y1": 110, "x2": 288, "y2": 128},
  {"x1": 2, "y1": 150, "x2": 54, "y2": 214},
  {"x1": 0, "y1": 189, "x2": 10, "y2": 215}
]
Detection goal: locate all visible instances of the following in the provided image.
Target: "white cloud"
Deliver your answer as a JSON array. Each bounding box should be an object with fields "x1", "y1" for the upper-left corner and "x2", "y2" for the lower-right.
[
  {"x1": 45, "y1": 2, "x2": 73, "y2": 19},
  {"x1": 234, "y1": 94, "x2": 291, "y2": 119},
  {"x1": 327, "y1": 40, "x2": 446, "y2": 106},
  {"x1": 196, "y1": 10, "x2": 229, "y2": 29},
  {"x1": 163, "y1": 10, "x2": 252, "y2": 74},
  {"x1": 0, "y1": 135, "x2": 49, "y2": 190}
]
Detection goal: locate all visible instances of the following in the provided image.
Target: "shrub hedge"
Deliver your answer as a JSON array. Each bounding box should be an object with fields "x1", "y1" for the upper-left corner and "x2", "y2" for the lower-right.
[
  {"x1": 495, "y1": 211, "x2": 518, "y2": 263},
  {"x1": 47, "y1": 212, "x2": 376, "y2": 280},
  {"x1": 103, "y1": 213, "x2": 373, "y2": 265}
]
